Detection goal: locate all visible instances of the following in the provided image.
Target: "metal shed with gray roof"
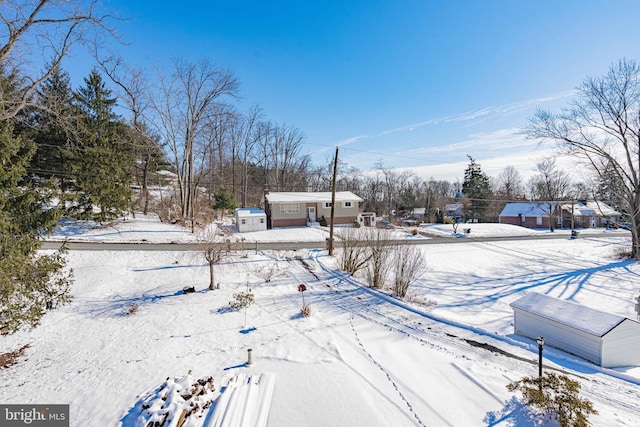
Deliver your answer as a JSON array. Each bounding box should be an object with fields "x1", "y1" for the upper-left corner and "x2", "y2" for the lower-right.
[{"x1": 510, "y1": 293, "x2": 640, "y2": 368}]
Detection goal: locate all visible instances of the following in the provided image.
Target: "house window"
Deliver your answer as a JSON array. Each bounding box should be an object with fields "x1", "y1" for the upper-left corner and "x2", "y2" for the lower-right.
[
  {"x1": 536, "y1": 216, "x2": 542, "y2": 225},
  {"x1": 324, "y1": 202, "x2": 332, "y2": 208},
  {"x1": 280, "y1": 203, "x2": 299, "y2": 214},
  {"x1": 260, "y1": 218, "x2": 264, "y2": 224},
  {"x1": 343, "y1": 201, "x2": 353, "y2": 208},
  {"x1": 241, "y1": 219, "x2": 246, "y2": 224}
]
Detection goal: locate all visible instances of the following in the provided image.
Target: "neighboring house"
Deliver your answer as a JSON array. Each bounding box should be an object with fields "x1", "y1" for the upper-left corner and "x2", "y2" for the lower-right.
[
  {"x1": 511, "y1": 293, "x2": 640, "y2": 368},
  {"x1": 445, "y1": 203, "x2": 464, "y2": 221},
  {"x1": 263, "y1": 187, "x2": 364, "y2": 228},
  {"x1": 499, "y1": 202, "x2": 558, "y2": 228},
  {"x1": 235, "y1": 208, "x2": 267, "y2": 233},
  {"x1": 559, "y1": 200, "x2": 621, "y2": 228}
]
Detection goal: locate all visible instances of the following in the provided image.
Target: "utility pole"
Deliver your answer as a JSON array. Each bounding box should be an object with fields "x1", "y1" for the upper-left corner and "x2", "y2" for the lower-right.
[
  {"x1": 328, "y1": 147, "x2": 338, "y2": 256},
  {"x1": 570, "y1": 199, "x2": 578, "y2": 238}
]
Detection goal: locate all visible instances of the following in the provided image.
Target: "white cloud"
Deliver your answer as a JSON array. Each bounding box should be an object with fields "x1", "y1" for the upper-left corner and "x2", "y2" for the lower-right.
[
  {"x1": 400, "y1": 127, "x2": 539, "y2": 160},
  {"x1": 397, "y1": 149, "x2": 576, "y2": 183},
  {"x1": 337, "y1": 135, "x2": 367, "y2": 146},
  {"x1": 377, "y1": 90, "x2": 576, "y2": 137}
]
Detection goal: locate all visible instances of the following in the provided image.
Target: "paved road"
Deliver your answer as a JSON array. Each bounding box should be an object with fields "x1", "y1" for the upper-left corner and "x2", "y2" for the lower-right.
[{"x1": 40, "y1": 232, "x2": 582, "y2": 251}]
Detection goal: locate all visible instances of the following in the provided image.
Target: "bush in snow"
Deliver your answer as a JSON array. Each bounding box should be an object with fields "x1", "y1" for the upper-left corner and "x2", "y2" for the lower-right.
[
  {"x1": 507, "y1": 372, "x2": 597, "y2": 427},
  {"x1": 613, "y1": 244, "x2": 633, "y2": 260},
  {"x1": 301, "y1": 304, "x2": 311, "y2": 317},
  {"x1": 252, "y1": 263, "x2": 286, "y2": 283},
  {"x1": 229, "y1": 291, "x2": 254, "y2": 311},
  {"x1": 298, "y1": 284, "x2": 311, "y2": 317},
  {"x1": 392, "y1": 242, "x2": 427, "y2": 298},
  {"x1": 363, "y1": 228, "x2": 393, "y2": 289},
  {"x1": 124, "y1": 303, "x2": 140, "y2": 316},
  {"x1": 337, "y1": 226, "x2": 370, "y2": 276},
  {"x1": 0, "y1": 344, "x2": 29, "y2": 369}
]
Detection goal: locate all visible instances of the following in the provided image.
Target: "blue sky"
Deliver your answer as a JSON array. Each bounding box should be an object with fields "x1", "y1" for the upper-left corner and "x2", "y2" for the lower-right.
[{"x1": 67, "y1": 0, "x2": 640, "y2": 182}]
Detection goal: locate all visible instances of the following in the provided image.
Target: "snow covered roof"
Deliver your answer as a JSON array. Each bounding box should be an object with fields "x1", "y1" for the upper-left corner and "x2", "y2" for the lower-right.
[
  {"x1": 510, "y1": 293, "x2": 626, "y2": 337},
  {"x1": 236, "y1": 208, "x2": 266, "y2": 217},
  {"x1": 499, "y1": 202, "x2": 555, "y2": 218},
  {"x1": 559, "y1": 201, "x2": 620, "y2": 217},
  {"x1": 265, "y1": 191, "x2": 363, "y2": 203}
]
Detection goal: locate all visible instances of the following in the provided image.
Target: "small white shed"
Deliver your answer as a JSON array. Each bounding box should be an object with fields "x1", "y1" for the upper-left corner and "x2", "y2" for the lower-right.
[
  {"x1": 235, "y1": 208, "x2": 267, "y2": 233},
  {"x1": 510, "y1": 293, "x2": 640, "y2": 368}
]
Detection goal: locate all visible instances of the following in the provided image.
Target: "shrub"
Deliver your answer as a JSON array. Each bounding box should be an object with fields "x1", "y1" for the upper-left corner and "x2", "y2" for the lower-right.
[
  {"x1": 125, "y1": 303, "x2": 140, "y2": 316},
  {"x1": 301, "y1": 305, "x2": 311, "y2": 317},
  {"x1": 614, "y1": 244, "x2": 633, "y2": 260},
  {"x1": 353, "y1": 220, "x2": 361, "y2": 228},
  {"x1": 229, "y1": 291, "x2": 254, "y2": 311},
  {"x1": 392, "y1": 243, "x2": 427, "y2": 298},
  {"x1": 0, "y1": 344, "x2": 29, "y2": 369},
  {"x1": 507, "y1": 372, "x2": 597, "y2": 427}
]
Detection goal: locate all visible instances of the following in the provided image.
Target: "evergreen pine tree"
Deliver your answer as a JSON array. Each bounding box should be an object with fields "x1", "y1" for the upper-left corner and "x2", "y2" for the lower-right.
[
  {"x1": 462, "y1": 156, "x2": 492, "y2": 221},
  {"x1": 0, "y1": 119, "x2": 72, "y2": 334},
  {"x1": 214, "y1": 187, "x2": 237, "y2": 218},
  {"x1": 595, "y1": 159, "x2": 624, "y2": 211},
  {"x1": 29, "y1": 66, "x2": 78, "y2": 191},
  {"x1": 73, "y1": 69, "x2": 132, "y2": 222}
]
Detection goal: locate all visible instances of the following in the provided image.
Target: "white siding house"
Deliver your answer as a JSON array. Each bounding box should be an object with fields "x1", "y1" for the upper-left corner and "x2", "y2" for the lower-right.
[
  {"x1": 510, "y1": 293, "x2": 640, "y2": 368},
  {"x1": 263, "y1": 189, "x2": 363, "y2": 228},
  {"x1": 235, "y1": 208, "x2": 267, "y2": 233}
]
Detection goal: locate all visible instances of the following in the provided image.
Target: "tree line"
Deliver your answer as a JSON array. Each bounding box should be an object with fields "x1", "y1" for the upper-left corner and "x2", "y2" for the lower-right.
[{"x1": 3, "y1": 1, "x2": 640, "y2": 336}]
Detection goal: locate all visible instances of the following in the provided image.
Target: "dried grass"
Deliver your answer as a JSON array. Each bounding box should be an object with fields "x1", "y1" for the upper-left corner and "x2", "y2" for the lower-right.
[{"x1": 0, "y1": 344, "x2": 30, "y2": 369}]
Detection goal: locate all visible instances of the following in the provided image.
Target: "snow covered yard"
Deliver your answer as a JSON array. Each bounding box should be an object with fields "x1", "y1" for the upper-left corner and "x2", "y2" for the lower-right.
[{"x1": 1, "y1": 217, "x2": 640, "y2": 426}]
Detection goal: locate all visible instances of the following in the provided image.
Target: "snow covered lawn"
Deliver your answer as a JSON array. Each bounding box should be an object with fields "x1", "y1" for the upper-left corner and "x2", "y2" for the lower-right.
[{"x1": 1, "y1": 217, "x2": 639, "y2": 426}]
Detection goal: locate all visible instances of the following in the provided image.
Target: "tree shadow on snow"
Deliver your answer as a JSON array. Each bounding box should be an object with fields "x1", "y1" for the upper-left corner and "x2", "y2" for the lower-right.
[
  {"x1": 431, "y1": 259, "x2": 635, "y2": 311},
  {"x1": 484, "y1": 396, "x2": 556, "y2": 426},
  {"x1": 78, "y1": 288, "x2": 209, "y2": 318}
]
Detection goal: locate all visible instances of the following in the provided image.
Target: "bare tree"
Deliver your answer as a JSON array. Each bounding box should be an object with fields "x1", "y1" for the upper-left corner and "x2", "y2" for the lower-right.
[
  {"x1": 255, "y1": 121, "x2": 309, "y2": 191},
  {"x1": 364, "y1": 228, "x2": 393, "y2": 288},
  {"x1": 527, "y1": 158, "x2": 571, "y2": 232},
  {"x1": 337, "y1": 227, "x2": 369, "y2": 275},
  {"x1": 230, "y1": 106, "x2": 261, "y2": 207},
  {"x1": 199, "y1": 226, "x2": 228, "y2": 290},
  {"x1": 251, "y1": 262, "x2": 286, "y2": 283},
  {"x1": 392, "y1": 242, "x2": 427, "y2": 298},
  {"x1": 528, "y1": 59, "x2": 640, "y2": 257},
  {"x1": 96, "y1": 55, "x2": 165, "y2": 215},
  {"x1": 148, "y1": 58, "x2": 239, "y2": 231},
  {"x1": 497, "y1": 166, "x2": 525, "y2": 200},
  {"x1": 0, "y1": 0, "x2": 116, "y2": 119}
]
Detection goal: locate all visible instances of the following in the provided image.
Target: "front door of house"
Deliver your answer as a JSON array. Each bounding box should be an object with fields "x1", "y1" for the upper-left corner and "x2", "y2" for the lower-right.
[{"x1": 308, "y1": 207, "x2": 316, "y2": 221}]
